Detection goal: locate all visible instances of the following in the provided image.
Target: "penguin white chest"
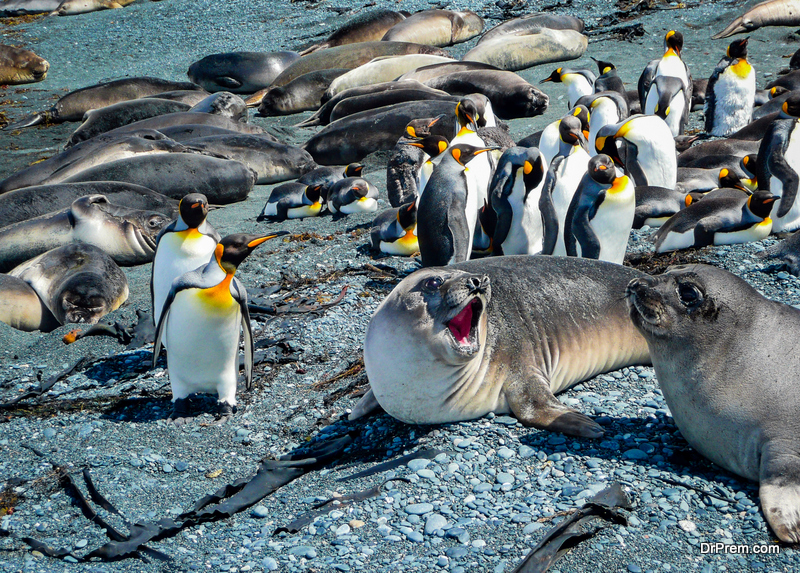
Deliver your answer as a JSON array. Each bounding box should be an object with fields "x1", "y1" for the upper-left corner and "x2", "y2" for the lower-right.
[
  {"x1": 656, "y1": 55, "x2": 689, "y2": 89},
  {"x1": 707, "y1": 64, "x2": 755, "y2": 137},
  {"x1": 164, "y1": 284, "x2": 242, "y2": 404},
  {"x1": 552, "y1": 149, "x2": 590, "y2": 256},
  {"x1": 592, "y1": 179, "x2": 636, "y2": 264},
  {"x1": 588, "y1": 102, "x2": 619, "y2": 155},
  {"x1": 504, "y1": 170, "x2": 545, "y2": 255}
]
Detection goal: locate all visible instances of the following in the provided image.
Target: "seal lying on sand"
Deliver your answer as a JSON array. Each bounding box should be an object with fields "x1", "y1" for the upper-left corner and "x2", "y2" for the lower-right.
[
  {"x1": 713, "y1": 0, "x2": 800, "y2": 39},
  {"x1": 0, "y1": 44, "x2": 49, "y2": 85},
  {"x1": 10, "y1": 243, "x2": 128, "y2": 325},
  {"x1": 353, "y1": 256, "x2": 651, "y2": 437},
  {"x1": 627, "y1": 264, "x2": 800, "y2": 543},
  {"x1": 187, "y1": 51, "x2": 300, "y2": 93},
  {"x1": 0, "y1": 275, "x2": 59, "y2": 332}
]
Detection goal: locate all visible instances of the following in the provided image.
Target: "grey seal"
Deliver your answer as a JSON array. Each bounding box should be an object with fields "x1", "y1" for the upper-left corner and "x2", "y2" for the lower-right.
[
  {"x1": 187, "y1": 51, "x2": 301, "y2": 93},
  {"x1": 10, "y1": 243, "x2": 129, "y2": 325},
  {"x1": 354, "y1": 256, "x2": 651, "y2": 437},
  {"x1": 0, "y1": 275, "x2": 59, "y2": 333},
  {"x1": 0, "y1": 44, "x2": 49, "y2": 85},
  {"x1": 626, "y1": 264, "x2": 800, "y2": 543}
]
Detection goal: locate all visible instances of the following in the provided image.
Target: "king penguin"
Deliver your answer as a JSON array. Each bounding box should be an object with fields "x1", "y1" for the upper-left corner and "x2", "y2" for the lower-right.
[
  {"x1": 259, "y1": 182, "x2": 324, "y2": 221},
  {"x1": 755, "y1": 95, "x2": 800, "y2": 232},
  {"x1": 490, "y1": 146, "x2": 547, "y2": 255},
  {"x1": 153, "y1": 232, "x2": 287, "y2": 422},
  {"x1": 417, "y1": 144, "x2": 496, "y2": 267},
  {"x1": 535, "y1": 105, "x2": 591, "y2": 168},
  {"x1": 705, "y1": 38, "x2": 756, "y2": 137},
  {"x1": 409, "y1": 135, "x2": 449, "y2": 202},
  {"x1": 646, "y1": 75, "x2": 689, "y2": 136},
  {"x1": 638, "y1": 30, "x2": 692, "y2": 116},
  {"x1": 151, "y1": 193, "x2": 220, "y2": 332},
  {"x1": 575, "y1": 92, "x2": 629, "y2": 156},
  {"x1": 541, "y1": 67, "x2": 597, "y2": 109},
  {"x1": 387, "y1": 132, "x2": 448, "y2": 207},
  {"x1": 370, "y1": 201, "x2": 419, "y2": 256},
  {"x1": 564, "y1": 154, "x2": 635, "y2": 264},
  {"x1": 327, "y1": 177, "x2": 379, "y2": 214}
]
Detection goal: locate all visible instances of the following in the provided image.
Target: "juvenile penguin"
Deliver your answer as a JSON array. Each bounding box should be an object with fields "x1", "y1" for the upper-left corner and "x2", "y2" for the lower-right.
[
  {"x1": 646, "y1": 75, "x2": 689, "y2": 136},
  {"x1": 541, "y1": 67, "x2": 596, "y2": 109},
  {"x1": 652, "y1": 190, "x2": 777, "y2": 252},
  {"x1": 705, "y1": 38, "x2": 756, "y2": 137},
  {"x1": 755, "y1": 95, "x2": 800, "y2": 231},
  {"x1": 259, "y1": 183, "x2": 323, "y2": 221},
  {"x1": 417, "y1": 144, "x2": 495, "y2": 266},
  {"x1": 564, "y1": 154, "x2": 635, "y2": 264},
  {"x1": 151, "y1": 193, "x2": 221, "y2": 330},
  {"x1": 490, "y1": 147, "x2": 547, "y2": 255},
  {"x1": 327, "y1": 177, "x2": 379, "y2": 214},
  {"x1": 638, "y1": 30, "x2": 692, "y2": 113},
  {"x1": 153, "y1": 232, "x2": 287, "y2": 422},
  {"x1": 540, "y1": 115, "x2": 592, "y2": 256},
  {"x1": 370, "y1": 201, "x2": 419, "y2": 256}
]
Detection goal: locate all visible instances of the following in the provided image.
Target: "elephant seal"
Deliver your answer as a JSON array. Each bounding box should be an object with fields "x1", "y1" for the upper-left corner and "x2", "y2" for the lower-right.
[
  {"x1": 63, "y1": 153, "x2": 256, "y2": 204},
  {"x1": 299, "y1": 9, "x2": 408, "y2": 55},
  {"x1": 354, "y1": 256, "x2": 650, "y2": 436},
  {"x1": 396, "y1": 61, "x2": 501, "y2": 83},
  {"x1": 0, "y1": 275, "x2": 59, "y2": 333},
  {"x1": 187, "y1": 51, "x2": 301, "y2": 93},
  {"x1": 478, "y1": 13, "x2": 585, "y2": 44},
  {"x1": 0, "y1": 194, "x2": 170, "y2": 272},
  {"x1": 50, "y1": 0, "x2": 134, "y2": 16},
  {"x1": 10, "y1": 243, "x2": 128, "y2": 325},
  {"x1": 713, "y1": 0, "x2": 800, "y2": 39},
  {"x1": 251, "y1": 68, "x2": 348, "y2": 114},
  {"x1": 381, "y1": 9, "x2": 484, "y2": 46},
  {"x1": 96, "y1": 112, "x2": 274, "y2": 140},
  {"x1": 144, "y1": 89, "x2": 212, "y2": 106},
  {"x1": 65, "y1": 99, "x2": 193, "y2": 147},
  {"x1": 0, "y1": 182, "x2": 177, "y2": 226},
  {"x1": 463, "y1": 28, "x2": 588, "y2": 72},
  {"x1": 0, "y1": 44, "x2": 49, "y2": 85},
  {"x1": 151, "y1": 124, "x2": 248, "y2": 142},
  {"x1": 186, "y1": 92, "x2": 247, "y2": 122},
  {"x1": 269, "y1": 41, "x2": 452, "y2": 88},
  {"x1": 0, "y1": 130, "x2": 186, "y2": 192},
  {"x1": 756, "y1": 230, "x2": 800, "y2": 274},
  {"x1": 5, "y1": 77, "x2": 203, "y2": 130},
  {"x1": 325, "y1": 54, "x2": 454, "y2": 98},
  {"x1": 626, "y1": 264, "x2": 800, "y2": 543}
]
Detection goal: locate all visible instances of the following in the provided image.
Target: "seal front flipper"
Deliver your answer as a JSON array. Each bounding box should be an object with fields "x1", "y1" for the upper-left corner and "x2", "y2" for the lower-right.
[
  {"x1": 214, "y1": 77, "x2": 243, "y2": 90},
  {"x1": 759, "y1": 441, "x2": 800, "y2": 543},
  {"x1": 349, "y1": 388, "x2": 385, "y2": 420},
  {"x1": 504, "y1": 370, "x2": 604, "y2": 438},
  {"x1": 4, "y1": 112, "x2": 48, "y2": 130}
]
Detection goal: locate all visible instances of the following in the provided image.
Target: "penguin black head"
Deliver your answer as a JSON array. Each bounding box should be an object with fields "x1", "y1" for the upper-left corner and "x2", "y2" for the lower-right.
[
  {"x1": 305, "y1": 184, "x2": 323, "y2": 205},
  {"x1": 594, "y1": 125, "x2": 623, "y2": 167},
  {"x1": 396, "y1": 201, "x2": 417, "y2": 230},
  {"x1": 178, "y1": 193, "x2": 210, "y2": 229},
  {"x1": 572, "y1": 104, "x2": 591, "y2": 140},
  {"x1": 215, "y1": 232, "x2": 288, "y2": 275},
  {"x1": 406, "y1": 115, "x2": 442, "y2": 139},
  {"x1": 718, "y1": 168, "x2": 746, "y2": 192},
  {"x1": 410, "y1": 135, "x2": 449, "y2": 157},
  {"x1": 588, "y1": 154, "x2": 617, "y2": 186},
  {"x1": 747, "y1": 191, "x2": 779, "y2": 219},
  {"x1": 478, "y1": 200, "x2": 497, "y2": 237},
  {"x1": 685, "y1": 192, "x2": 704, "y2": 207},
  {"x1": 591, "y1": 57, "x2": 616, "y2": 76},
  {"x1": 727, "y1": 37, "x2": 748, "y2": 60},
  {"x1": 455, "y1": 99, "x2": 480, "y2": 134},
  {"x1": 741, "y1": 154, "x2": 757, "y2": 178},
  {"x1": 558, "y1": 114, "x2": 588, "y2": 150},
  {"x1": 781, "y1": 93, "x2": 800, "y2": 118},
  {"x1": 664, "y1": 30, "x2": 683, "y2": 57},
  {"x1": 540, "y1": 68, "x2": 563, "y2": 84},
  {"x1": 344, "y1": 163, "x2": 364, "y2": 178},
  {"x1": 770, "y1": 86, "x2": 789, "y2": 99},
  {"x1": 449, "y1": 144, "x2": 494, "y2": 166},
  {"x1": 522, "y1": 151, "x2": 545, "y2": 191}
]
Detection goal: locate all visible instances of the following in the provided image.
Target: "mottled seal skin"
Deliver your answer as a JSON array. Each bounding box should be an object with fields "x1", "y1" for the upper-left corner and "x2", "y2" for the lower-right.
[
  {"x1": 187, "y1": 92, "x2": 247, "y2": 122},
  {"x1": 423, "y1": 70, "x2": 549, "y2": 119},
  {"x1": 381, "y1": 9, "x2": 484, "y2": 47},
  {"x1": 0, "y1": 182, "x2": 177, "y2": 227},
  {"x1": 713, "y1": 0, "x2": 800, "y2": 39},
  {"x1": 627, "y1": 264, "x2": 800, "y2": 543},
  {"x1": 478, "y1": 13, "x2": 585, "y2": 44},
  {"x1": 50, "y1": 0, "x2": 134, "y2": 16},
  {"x1": 9, "y1": 243, "x2": 129, "y2": 325},
  {"x1": 270, "y1": 41, "x2": 452, "y2": 88},
  {"x1": 187, "y1": 51, "x2": 300, "y2": 94},
  {"x1": 0, "y1": 275, "x2": 60, "y2": 333},
  {"x1": 0, "y1": 194, "x2": 170, "y2": 272},
  {"x1": 254, "y1": 69, "x2": 349, "y2": 115},
  {"x1": 302, "y1": 100, "x2": 457, "y2": 165},
  {"x1": 5, "y1": 77, "x2": 203, "y2": 129},
  {"x1": 65, "y1": 99, "x2": 192, "y2": 148},
  {"x1": 0, "y1": 44, "x2": 49, "y2": 85},
  {"x1": 299, "y1": 9, "x2": 408, "y2": 55},
  {"x1": 756, "y1": 229, "x2": 800, "y2": 274},
  {"x1": 0, "y1": 130, "x2": 184, "y2": 192},
  {"x1": 63, "y1": 153, "x2": 257, "y2": 204},
  {"x1": 355, "y1": 256, "x2": 651, "y2": 437},
  {"x1": 463, "y1": 28, "x2": 588, "y2": 72}
]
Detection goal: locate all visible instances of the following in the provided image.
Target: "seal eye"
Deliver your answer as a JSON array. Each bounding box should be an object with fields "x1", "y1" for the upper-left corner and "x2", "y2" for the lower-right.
[
  {"x1": 677, "y1": 283, "x2": 703, "y2": 306},
  {"x1": 423, "y1": 277, "x2": 443, "y2": 291}
]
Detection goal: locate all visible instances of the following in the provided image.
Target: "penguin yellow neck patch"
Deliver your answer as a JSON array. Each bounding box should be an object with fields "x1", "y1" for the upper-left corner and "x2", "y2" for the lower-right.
[
  {"x1": 609, "y1": 175, "x2": 630, "y2": 194},
  {"x1": 176, "y1": 228, "x2": 203, "y2": 240},
  {"x1": 730, "y1": 58, "x2": 751, "y2": 79},
  {"x1": 199, "y1": 273, "x2": 235, "y2": 308}
]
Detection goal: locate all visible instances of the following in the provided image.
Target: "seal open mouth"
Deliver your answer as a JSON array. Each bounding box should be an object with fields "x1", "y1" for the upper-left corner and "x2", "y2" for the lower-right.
[{"x1": 446, "y1": 297, "x2": 482, "y2": 354}]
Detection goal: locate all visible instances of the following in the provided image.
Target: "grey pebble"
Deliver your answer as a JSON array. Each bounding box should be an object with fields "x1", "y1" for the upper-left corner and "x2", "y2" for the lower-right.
[
  {"x1": 425, "y1": 513, "x2": 448, "y2": 535},
  {"x1": 408, "y1": 459, "x2": 430, "y2": 471},
  {"x1": 405, "y1": 503, "x2": 434, "y2": 515},
  {"x1": 251, "y1": 506, "x2": 270, "y2": 518}
]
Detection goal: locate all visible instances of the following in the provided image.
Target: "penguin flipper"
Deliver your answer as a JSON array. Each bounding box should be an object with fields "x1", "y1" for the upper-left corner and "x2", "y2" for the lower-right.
[
  {"x1": 151, "y1": 220, "x2": 179, "y2": 318},
  {"x1": 692, "y1": 220, "x2": 717, "y2": 249},
  {"x1": 539, "y1": 167, "x2": 560, "y2": 256},
  {"x1": 638, "y1": 59, "x2": 658, "y2": 110},
  {"x1": 152, "y1": 274, "x2": 201, "y2": 368},
  {"x1": 232, "y1": 278, "x2": 254, "y2": 391},
  {"x1": 769, "y1": 140, "x2": 800, "y2": 219}
]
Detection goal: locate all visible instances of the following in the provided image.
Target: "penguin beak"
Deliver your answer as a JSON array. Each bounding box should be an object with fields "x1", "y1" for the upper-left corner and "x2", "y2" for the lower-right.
[{"x1": 247, "y1": 232, "x2": 289, "y2": 248}]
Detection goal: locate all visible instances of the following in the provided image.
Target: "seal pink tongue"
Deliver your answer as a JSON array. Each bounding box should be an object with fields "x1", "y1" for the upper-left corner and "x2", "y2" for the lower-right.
[{"x1": 448, "y1": 300, "x2": 474, "y2": 345}]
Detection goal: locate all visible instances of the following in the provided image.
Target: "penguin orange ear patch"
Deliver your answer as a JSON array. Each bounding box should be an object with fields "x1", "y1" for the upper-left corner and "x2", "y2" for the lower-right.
[
  {"x1": 452, "y1": 148, "x2": 462, "y2": 163},
  {"x1": 523, "y1": 161, "x2": 532, "y2": 174},
  {"x1": 407, "y1": 126, "x2": 416, "y2": 138},
  {"x1": 438, "y1": 140, "x2": 447, "y2": 153}
]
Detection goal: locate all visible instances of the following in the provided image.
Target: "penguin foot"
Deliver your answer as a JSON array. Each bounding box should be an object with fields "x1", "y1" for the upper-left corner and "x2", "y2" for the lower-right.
[
  {"x1": 167, "y1": 398, "x2": 192, "y2": 425},
  {"x1": 210, "y1": 401, "x2": 236, "y2": 425}
]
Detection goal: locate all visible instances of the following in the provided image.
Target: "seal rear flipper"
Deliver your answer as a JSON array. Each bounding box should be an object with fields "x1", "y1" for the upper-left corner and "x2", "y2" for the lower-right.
[
  {"x1": 349, "y1": 388, "x2": 384, "y2": 421},
  {"x1": 214, "y1": 76, "x2": 243, "y2": 90},
  {"x1": 759, "y1": 444, "x2": 800, "y2": 543},
  {"x1": 4, "y1": 112, "x2": 48, "y2": 130},
  {"x1": 505, "y1": 373, "x2": 604, "y2": 438}
]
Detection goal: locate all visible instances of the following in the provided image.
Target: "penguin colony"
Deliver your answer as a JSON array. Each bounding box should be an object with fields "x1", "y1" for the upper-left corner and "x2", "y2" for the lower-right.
[{"x1": 4, "y1": 3, "x2": 800, "y2": 549}]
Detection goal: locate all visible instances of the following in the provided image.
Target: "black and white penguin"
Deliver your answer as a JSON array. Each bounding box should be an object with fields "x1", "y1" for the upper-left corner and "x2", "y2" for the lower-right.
[
  {"x1": 297, "y1": 162, "x2": 363, "y2": 190},
  {"x1": 387, "y1": 132, "x2": 448, "y2": 207},
  {"x1": 540, "y1": 115, "x2": 592, "y2": 256},
  {"x1": 755, "y1": 95, "x2": 800, "y2": 231},
  {"x1": 646, "y1": 75, "x2": 689, "y2": 136},
  {"x1": 259, "y1": 182, "x2": 323, "y2": 221},
  {"x1": 633, "y1": 185, "x2": 691, "y2": 229},
  {"x1": 153, "y1": 232, "x2": 287, "y2": 421},
  {"x1": 490, "y1": 147, "x2": 547, "y2": 255},
  {"x1": 541, "y1": 67, "x2": 597, "y2": 109},
  {"x1": 592, "y1": 57, "x2": 641, "y2": 114},
  {"x1": 370, "y1": 201, "x2": 419, "y2": 256},
  {"x1": 652, "y1": 190, "x2": 777, "y2": 252},
  {"x1": 471, "y1": 200, "x2": 497, "y2": 257},
  {"x1": 536, "y1": 105, "x2": 591, "y2": 168},
  {"x1": 327, "y1": 177, "x2": 379, "y2": 214},
  {"x1": 417, "y1": 144, "x2": 496, "y2": 267},
  {"x1": 638, "y1": 30, "x2": 692, "y2": 115},
  {"x1": 409, "y1": 135, "x2": 450, "y2": 202},
  {"x1": 677, "y1": 137, "x2": 760, "y2": 169},
  {"x1": 753, "y1": 86, "x2": 789, "y2": 113},
  {"x1": 595, "y1": 114, "x2": 677, "y2": 190},
  {"x1": 705, "y1": 38, "x2": 756, "y2": 137},
  {"x1": 151, "y1": 193, "x2": 221, "y2": 331},
  {"x1": 564, "y1": 154, "x2": 635, "y2": 264},
  {"x1": 576, "y1": 91, "x2": 629, "y2": 155}
]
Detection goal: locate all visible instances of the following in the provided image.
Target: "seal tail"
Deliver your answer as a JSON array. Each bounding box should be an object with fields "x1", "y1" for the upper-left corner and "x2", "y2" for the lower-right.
[
  {"x1": 4, "y1": 112, "x2": 48, "y2": 130},
  {"x1": 712, "y1": 17, "x2": 746, "y2": 39}
]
